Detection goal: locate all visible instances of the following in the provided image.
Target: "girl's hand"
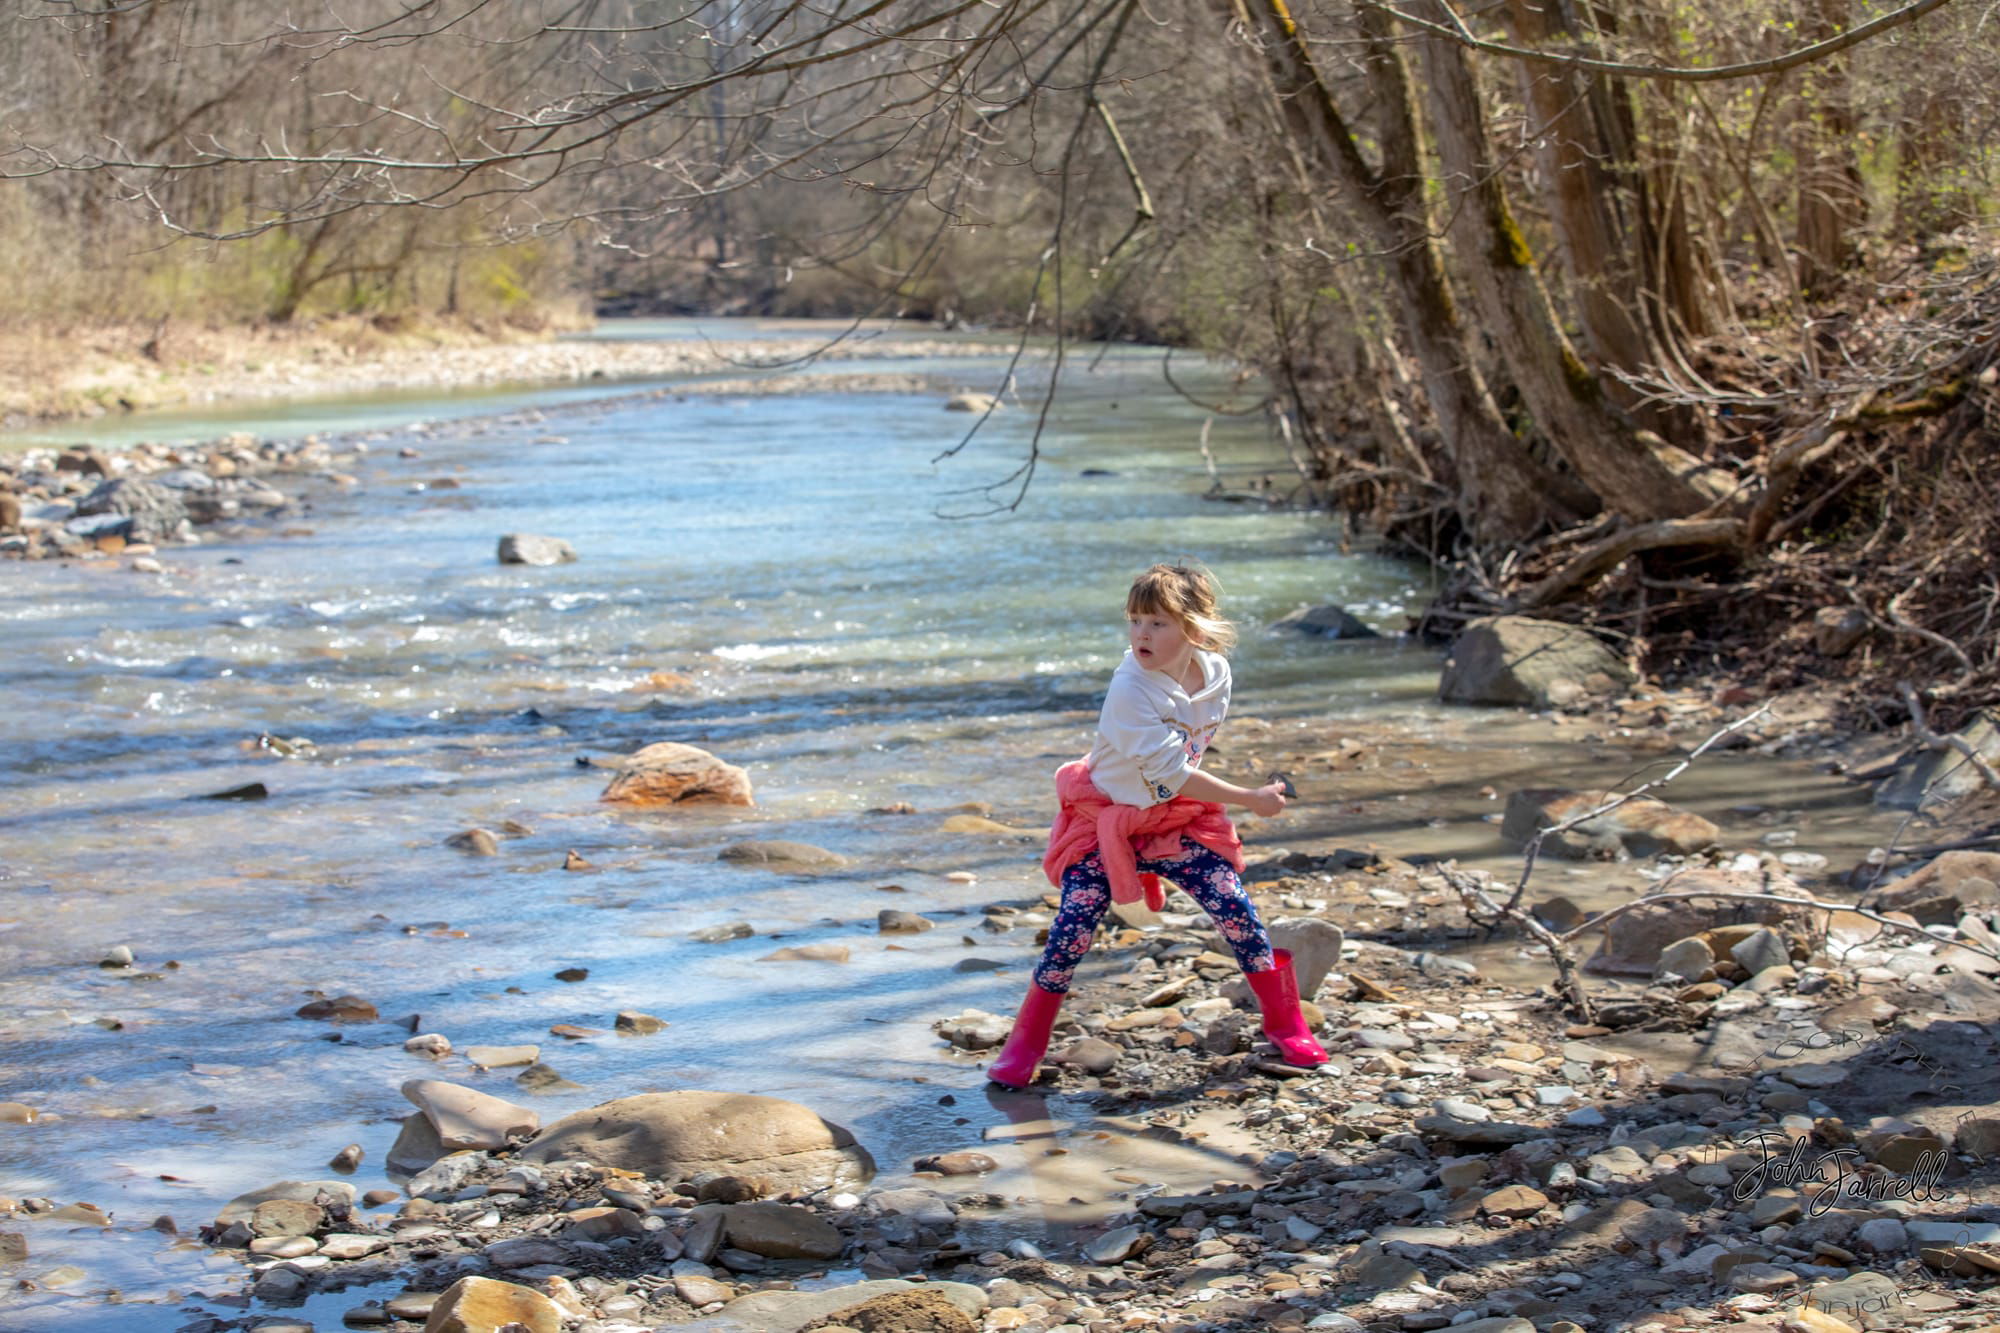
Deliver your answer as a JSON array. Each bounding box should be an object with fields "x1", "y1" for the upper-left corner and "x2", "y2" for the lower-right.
[{"x1": 1246, "y1": 782, "x2": 1289, "y2": 818}]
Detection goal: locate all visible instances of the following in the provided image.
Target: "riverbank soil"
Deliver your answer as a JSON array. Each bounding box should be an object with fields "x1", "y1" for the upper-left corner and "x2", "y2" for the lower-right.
[
  {"x1": 0, "y1": 315, "x2": 1014, "y2": 436},
  {"x1": 0, "y1": 314, "x2": 598, "y2": 426}
]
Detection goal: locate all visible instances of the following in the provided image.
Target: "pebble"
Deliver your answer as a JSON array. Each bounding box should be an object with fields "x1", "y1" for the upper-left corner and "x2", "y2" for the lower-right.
[
  {"x1": 913, "y1": 1152, "x2": 998, "y2": 1176},
  {"x1": 615, "y1": 1011, "x2": 668, "y2": 1035}
]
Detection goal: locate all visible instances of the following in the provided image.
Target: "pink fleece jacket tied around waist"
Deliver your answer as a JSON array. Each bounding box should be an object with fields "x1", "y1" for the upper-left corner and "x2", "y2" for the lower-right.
[{"x1": 1042, "y1": 760, "x2": 1244, "y2": 912}]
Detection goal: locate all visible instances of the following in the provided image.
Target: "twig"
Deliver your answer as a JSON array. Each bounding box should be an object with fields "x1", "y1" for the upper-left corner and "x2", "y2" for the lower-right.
[
  {"x1": 1441, "y1": 865, "x2": 1596, "y2": 1023},
  {"x1": 1553, "y1": 887, "x2": 2000, "y2": 972},
  {"x1": 1503, "y1": 704, "x2": 1774, "y2": 914},
  {"x1": 1874, "y1": 585, "x2": 1978, "y2": 676},
  {"x1": 1198, "y1": 416, "x2": 1220, "y2": 494}
]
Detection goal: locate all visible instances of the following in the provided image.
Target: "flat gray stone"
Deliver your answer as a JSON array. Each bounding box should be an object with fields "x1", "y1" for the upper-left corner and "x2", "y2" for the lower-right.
[
  {"x1": 1731, "y1": 928, "x2": 1790, "y2": 977},
  {"x1": 682, "y1": 1278, "x2": 987, "y2": 1333}
]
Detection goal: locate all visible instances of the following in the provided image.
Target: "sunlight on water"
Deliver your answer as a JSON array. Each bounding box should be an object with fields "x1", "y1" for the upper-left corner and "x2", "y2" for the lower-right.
[
  {"x1": 0, "y1": 325, "x2": 1920, "y2": 1329},
  {"x1": 0, "y1": 330, "x2": 1436, "y2": 1328}
]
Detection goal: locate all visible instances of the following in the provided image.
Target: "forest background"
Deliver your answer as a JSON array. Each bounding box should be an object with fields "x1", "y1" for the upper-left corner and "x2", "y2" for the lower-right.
[{"x1": 1, "y1": 0, "x2": 1995, "y2": 731}]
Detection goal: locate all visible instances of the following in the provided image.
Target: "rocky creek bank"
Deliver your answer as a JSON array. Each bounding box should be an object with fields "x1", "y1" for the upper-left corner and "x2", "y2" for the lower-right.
[
  {"x1": 0, "y1": 433, "x2": 355, "y2": 565},
  {"x1": 17, "y1": 828, "x2": 2000, "y2": 1333}
]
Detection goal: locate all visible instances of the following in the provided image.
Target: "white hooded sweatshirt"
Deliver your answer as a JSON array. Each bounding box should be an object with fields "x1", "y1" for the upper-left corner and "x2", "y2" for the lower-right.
[{"x1": 1084, "y1": 648, "x2": 1232, "y2": 807}]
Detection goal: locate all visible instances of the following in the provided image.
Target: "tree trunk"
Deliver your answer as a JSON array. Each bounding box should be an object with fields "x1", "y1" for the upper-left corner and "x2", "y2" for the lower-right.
[
  {"x1": 1416, "y1": 8, "x2": 1713, "y2": 522},
  {"x1": 1231, "y1": 0, "x2": 1581, "y2": 544},
  {"x1": 1794, "y1": 0, "x2": 1866, "y2": 295},
  {"x1": 1894, "y1": 86, "x2": 1974, "y2": 239},
  {"x1": 1501, "y1": 0, "x2": 1652, "y2": 378}
]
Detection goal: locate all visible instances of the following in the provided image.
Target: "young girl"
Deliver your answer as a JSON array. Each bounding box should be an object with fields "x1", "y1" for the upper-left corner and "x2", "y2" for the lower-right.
[{"x1": 987, "y1": 563, "x2": 1329, "y2": 1088}]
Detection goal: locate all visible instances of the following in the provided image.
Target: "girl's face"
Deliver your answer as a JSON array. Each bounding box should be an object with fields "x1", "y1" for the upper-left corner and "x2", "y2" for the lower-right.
[{"x1": 1128, "y1": 608, "x2": 1198, "y2": 676}]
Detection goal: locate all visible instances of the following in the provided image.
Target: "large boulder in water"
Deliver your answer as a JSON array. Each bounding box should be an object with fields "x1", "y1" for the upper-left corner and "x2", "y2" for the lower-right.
[
  {"x1": 518, "y1": 1091, "x2": 874, "y2": 1194},
  {"x1": 1439, "y1": 616, "x2": 1636, "y2": 708},
  {"x1": 496, "y1": 533, "x2": 577, "y2": 566},
  {"x1": 72, "y1": 478, "x2": 189, "y2": 544},
  {"x1": 600, "y1": 741, "x2": 753, "y2": 807},
  {"x1": 1271, "y1": 604, "x2": 1380, "y2": 640},
  {"x1": 718, "y1": 840, "x2": 847, "y2": 871}
]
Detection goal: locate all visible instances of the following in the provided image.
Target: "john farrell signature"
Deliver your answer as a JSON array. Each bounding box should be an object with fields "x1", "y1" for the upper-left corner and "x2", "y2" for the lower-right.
[{"x1": 1731, "y1": 1131, "x2": 1954, "y2": 1216}]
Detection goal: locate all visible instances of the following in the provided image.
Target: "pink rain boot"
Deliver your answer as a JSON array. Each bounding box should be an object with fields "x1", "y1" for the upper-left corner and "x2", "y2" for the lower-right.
[
  {"x1": 986, "y1": 983, "x2": 1065, "y2": 1089},
  {"x1": 1244, "y1": 948, "x2": 1329, "y2": 1067}
]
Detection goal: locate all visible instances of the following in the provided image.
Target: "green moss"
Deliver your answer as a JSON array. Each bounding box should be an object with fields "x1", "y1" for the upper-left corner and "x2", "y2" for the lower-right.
[
  {"x1": 1491, "y1": 195, "x2": 1534, "y2": 270},
  {"x1": 1560, "y1": 344, "x2": 1603, "y2": 404}
]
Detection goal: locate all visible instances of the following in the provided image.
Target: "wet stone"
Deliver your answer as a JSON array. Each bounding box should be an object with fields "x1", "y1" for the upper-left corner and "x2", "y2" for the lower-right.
[
  {"x1": 384, "y1": 1288, "x2": 440, "y2": 1320},
  {"x1": 913, "y1": 1151, "x2": 998, "y2": 1176},
  {"x1": 296, "y1": 995, "x2": 378, "y2": 1022},
  {"x1": 1049, "y1": 1037, "x2": 1119, "y2": 1073}
]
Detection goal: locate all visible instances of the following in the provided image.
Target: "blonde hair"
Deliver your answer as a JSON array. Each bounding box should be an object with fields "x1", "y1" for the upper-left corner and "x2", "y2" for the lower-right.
[{"x1": 1126, "y1": 562, "x2": 1237, "y2": 655}]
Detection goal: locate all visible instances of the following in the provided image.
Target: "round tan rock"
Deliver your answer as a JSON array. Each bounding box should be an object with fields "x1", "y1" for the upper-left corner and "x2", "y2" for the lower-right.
[
  {"x1": 248, "y1": 1199, "x2": 325, "y2": 1238},
  {"x1": 825, "y1": 1288, "x2": 978, "y2": 1332},
  {"x1": 600, "y1": 742, "x2": 752, "y2": 807},
  {"x1": 518, "y1": 1091, "x2": 875, "y2": 1194},
  {"x1": 560, "y1": 1206, "x2": 647, "y2": 1240},
  {"x1": 674, "y1": 1274, "x2": 735, "y2": 1307},
  {"x1": 423, "y1": 1275, "x2": 561, "y2": 1333}
]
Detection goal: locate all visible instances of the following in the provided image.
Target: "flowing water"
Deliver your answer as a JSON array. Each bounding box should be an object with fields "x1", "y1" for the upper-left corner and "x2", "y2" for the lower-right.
[{"x1": 0, "y1": 323, "x2": 1917, "y2": 1330}]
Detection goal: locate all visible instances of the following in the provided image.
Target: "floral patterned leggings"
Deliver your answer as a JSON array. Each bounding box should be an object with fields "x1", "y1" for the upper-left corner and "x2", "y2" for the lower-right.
[{"x1": 1034, "y1": 835, "x2": 1276, "y2": 993}]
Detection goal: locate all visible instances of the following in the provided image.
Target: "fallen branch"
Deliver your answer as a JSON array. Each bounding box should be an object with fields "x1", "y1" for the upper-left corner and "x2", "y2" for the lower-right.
[
  {"x1": 1872, "y1": 587, "x2": 1978, "y2": 677},
  {"x1": 1516, "y1": 517, "x2": 1744, "y2": 609},
  {"x1": 1441, "y1": 864, "x2": 1596, "y2": 1024},
  {"x1": 1899, "y1": 682, "x2": 2000, "y2": 794},
  {"x1": 1555, "y1": 887, "x2": 2000, "y2": 971}
]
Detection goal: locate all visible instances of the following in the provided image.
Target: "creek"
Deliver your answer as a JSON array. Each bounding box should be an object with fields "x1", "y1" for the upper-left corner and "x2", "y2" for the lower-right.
[{"x1": 0, "y1": 321, "x2": 1917, "y2": 1330}]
